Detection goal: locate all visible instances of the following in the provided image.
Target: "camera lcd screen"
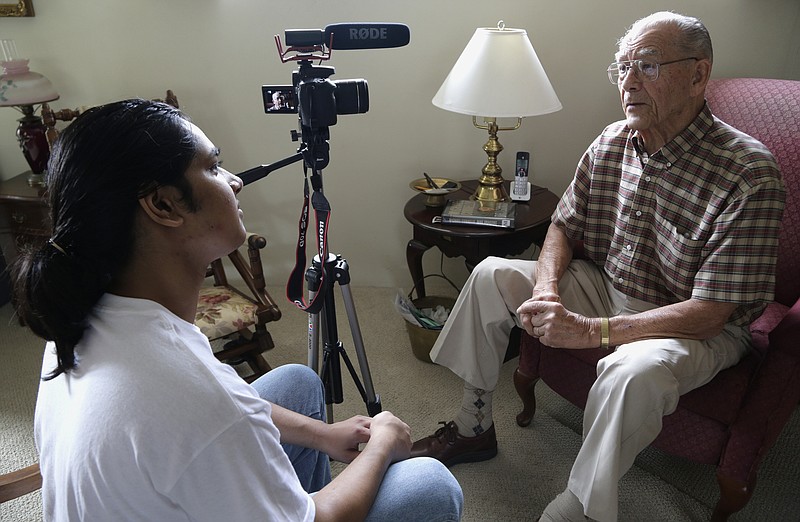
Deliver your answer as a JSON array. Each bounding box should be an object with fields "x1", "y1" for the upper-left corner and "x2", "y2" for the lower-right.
[{"x1": 262, "y1": 85, "x2": 298, "y2": 114}]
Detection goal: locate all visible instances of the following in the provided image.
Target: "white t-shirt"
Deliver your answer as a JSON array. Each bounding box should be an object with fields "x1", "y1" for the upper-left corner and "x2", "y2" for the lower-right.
[{"x1": 34, "y1": 294, "x2": 315, "y2": 521}]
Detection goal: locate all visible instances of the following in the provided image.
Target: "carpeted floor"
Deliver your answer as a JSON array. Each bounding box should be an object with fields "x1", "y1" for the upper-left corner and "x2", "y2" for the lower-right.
[{"x1": 2, "y1": 286, "x2": 799, "y2": 521}]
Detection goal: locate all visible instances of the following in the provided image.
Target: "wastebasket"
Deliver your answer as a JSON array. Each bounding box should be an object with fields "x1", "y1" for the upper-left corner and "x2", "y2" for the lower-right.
[{"x1": 402, "y1": 275, "x2": 460, "y2": 363}]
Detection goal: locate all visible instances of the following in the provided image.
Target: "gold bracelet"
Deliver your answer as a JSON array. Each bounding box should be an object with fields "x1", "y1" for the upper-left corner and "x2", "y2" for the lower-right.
[{"x1": 600, "y1": 317, "x2": 610, "y2": 350}]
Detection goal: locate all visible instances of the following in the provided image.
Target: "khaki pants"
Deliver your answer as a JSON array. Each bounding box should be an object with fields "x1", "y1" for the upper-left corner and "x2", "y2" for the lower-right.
[{"x1": 430, "y1": 256, "x2": 749, "y2": 522}]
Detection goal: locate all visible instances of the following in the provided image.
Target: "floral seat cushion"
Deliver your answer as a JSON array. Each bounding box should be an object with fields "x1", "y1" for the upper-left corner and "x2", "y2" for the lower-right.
[{"x1": 196, "y1": 286, "x2": 258, "y2": 340}]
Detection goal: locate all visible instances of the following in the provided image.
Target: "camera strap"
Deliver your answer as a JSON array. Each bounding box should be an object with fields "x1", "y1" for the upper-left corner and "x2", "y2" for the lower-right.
[{"x1": 286, "y1": 169, "x2": 330, "y2": 314}]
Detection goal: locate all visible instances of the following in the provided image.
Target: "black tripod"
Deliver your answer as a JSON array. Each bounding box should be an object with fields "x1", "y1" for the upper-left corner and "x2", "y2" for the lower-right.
[
  {"x1": 306, "y1": 251, "x2": 382, "y2": 420},
  {"x1": 240, "y1": 157, "x2": 382, "y2": 420},
  {"x1": 238, "y1": 51, "x2": 383, "y2": 420}
]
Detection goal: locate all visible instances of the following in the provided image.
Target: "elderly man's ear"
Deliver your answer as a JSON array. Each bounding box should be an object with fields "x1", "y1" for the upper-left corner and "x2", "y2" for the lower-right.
[
  {"x1": 692, "y1": 59, "x2": 712, "y2": 94},
  {"x1": 138, "y1": 187, "x2": 185, "y2": 228}
]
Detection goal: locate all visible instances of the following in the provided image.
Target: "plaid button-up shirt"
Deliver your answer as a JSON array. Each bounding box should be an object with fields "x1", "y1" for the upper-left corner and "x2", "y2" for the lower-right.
[{"x1": 553, "y1": 105, "x2": 785, "y2": 327}]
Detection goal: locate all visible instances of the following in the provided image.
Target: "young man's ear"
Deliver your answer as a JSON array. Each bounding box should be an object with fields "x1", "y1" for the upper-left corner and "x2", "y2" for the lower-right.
[{"x1": 138, "y1": 186, "x2": 185, "y2": 227}]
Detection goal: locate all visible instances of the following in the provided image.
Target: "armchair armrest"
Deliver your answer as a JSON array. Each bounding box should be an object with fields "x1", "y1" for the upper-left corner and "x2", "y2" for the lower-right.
[
  {"x1": 0, "y1": 463, "x2": 41, "y2": 502},
  {"x1": 769, "y1": 298, "x2": 800, "y2": 353},
  {"x1": 719, "y1": 297, "x2": 800, "y2": 482}
]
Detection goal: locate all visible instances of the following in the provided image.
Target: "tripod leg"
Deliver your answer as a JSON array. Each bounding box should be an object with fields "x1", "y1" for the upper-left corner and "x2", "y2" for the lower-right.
[
  {"x1": 320, "y1": 261, "x2": 347, "y2": 422},
  {"x1": 338, "y1": 282, "x2": 382, "y2": 416},
  {"x1": 308, "y1": 306, "x2": 321, "y2": 373},
  {"x1": 307, "y1": 253, "x2": 383, "y2": 419},
  {"x1": 306, "y1": 263, "x2": 322, "y2": 373},
  {"x1": 320, "y1": 339, "x2": 344, "y2": 407}
]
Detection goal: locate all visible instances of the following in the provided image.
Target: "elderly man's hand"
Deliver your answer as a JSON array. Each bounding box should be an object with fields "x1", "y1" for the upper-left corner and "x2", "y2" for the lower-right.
[{"x1": 517, "y1": 299, "x2": 597, "y2": 349}]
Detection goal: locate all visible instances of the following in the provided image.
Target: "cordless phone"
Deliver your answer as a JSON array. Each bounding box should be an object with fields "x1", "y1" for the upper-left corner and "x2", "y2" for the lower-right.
[{"x1": 511, "y1": 151, "x2": 531, "y2": 201}]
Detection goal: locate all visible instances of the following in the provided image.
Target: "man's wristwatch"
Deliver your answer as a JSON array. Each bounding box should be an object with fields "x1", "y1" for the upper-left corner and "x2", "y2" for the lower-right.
[{"x1": 600, "y1": 317, "x2": 610, "y2": 350}]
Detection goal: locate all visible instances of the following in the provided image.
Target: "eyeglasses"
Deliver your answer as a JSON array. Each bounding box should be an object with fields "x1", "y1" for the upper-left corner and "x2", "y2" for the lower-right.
[{"x1": 607, "y1": 57, "x2": 699, "y2": 84}]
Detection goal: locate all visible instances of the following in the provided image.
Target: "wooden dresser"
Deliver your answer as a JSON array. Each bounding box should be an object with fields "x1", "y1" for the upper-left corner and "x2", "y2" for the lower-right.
[{"x1": 0, "y1": 172, "x2": 50, "y2": 266}]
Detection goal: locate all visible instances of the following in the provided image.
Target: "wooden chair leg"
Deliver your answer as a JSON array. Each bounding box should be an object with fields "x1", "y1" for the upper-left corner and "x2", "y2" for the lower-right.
[
  {"x1": 248, "y1": 353, "x2": 272, "y2": 379},
  {"x1": 232, "y1": 354, "x2": 271, "y2": 384},
  {"x1": 513, "y1": 367, "x2": 539, "y2": 427},
  {"x1": 215, "y1": 337, "x2": 255, "y2": 363},
  {"x1": 711, "y1": 471, "x2": 754, "y2": 522},
  {"x1": 215, "y1": 334, "x2": 272, "y2": 383}
]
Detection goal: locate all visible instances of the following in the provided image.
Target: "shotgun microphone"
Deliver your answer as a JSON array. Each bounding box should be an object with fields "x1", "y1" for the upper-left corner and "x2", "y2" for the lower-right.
[{"x1": 324, "y1": 23, "x2": 410, "y2": 50}]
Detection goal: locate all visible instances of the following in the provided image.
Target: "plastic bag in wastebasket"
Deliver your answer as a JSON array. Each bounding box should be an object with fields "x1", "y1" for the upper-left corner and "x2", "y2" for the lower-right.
[{"x1": 394, "y1": 291, "x2": 450, "y2": 329}]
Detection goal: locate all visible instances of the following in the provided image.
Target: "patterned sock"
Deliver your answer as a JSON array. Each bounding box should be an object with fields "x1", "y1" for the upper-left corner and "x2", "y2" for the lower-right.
[{"x1": 454, "y1": 382, "x2": 494, "y2": 437}]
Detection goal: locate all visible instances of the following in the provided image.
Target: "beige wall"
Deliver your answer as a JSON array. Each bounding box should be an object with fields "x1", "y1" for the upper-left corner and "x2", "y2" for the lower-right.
[{"x1": 1, "y1": 0, "x2": 798, "y2": 289}]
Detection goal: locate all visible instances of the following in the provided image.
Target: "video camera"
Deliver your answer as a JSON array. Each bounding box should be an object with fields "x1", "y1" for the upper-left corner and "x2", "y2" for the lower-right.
[{"x1": 262, "y1": 75, "x2": 368, "y2": 130}]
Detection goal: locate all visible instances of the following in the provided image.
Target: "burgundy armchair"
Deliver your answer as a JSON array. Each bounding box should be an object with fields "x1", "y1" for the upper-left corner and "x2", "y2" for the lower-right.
[{"x1": 513, "y1": 78, "x2": 800, "y2": 522}]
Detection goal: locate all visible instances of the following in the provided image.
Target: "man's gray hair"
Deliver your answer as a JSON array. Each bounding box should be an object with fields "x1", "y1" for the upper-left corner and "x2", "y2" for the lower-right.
[{"x1": 619, "y1": 11, "x2": 713, "y2": 63}]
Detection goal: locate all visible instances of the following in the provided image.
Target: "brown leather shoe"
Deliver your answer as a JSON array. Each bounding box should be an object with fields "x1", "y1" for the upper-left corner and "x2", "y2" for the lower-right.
[{"x1": 410, "y1": 421, "x2": 497, "y2": 467}]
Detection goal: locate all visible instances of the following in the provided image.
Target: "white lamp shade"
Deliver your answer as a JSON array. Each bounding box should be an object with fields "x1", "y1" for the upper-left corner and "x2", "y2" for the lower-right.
[
  {"x1": 0, "y1": 59, "x2": 59, "y2": 106},
  {"x1": 432, "y1": 26, "x2": 562, "y2": 118}
]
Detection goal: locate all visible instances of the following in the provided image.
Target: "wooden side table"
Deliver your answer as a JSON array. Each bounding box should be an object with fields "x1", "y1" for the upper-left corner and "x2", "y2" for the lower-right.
[
  {"x1": 404, "y1": 179, "x2": 559, "y2": 298},
  {"x1": 0, "y1": 172, "x2": 50, "y2": 265}
]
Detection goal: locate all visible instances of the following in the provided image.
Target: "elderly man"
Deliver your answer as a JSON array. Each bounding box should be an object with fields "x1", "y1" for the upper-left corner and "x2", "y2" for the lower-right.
[{"x1": 411, "y1": 11, "x2": 785, "y2": 522}]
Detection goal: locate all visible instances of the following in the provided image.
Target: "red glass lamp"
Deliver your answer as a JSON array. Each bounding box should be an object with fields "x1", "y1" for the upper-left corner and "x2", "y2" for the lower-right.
[{"x1": 1, "y1": 39, "x2": 59, "y2": 187}]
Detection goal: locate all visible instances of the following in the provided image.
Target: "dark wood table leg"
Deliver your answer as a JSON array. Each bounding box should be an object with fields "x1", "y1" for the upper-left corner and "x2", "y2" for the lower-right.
[{"x1": 406, "y1": 239, "x2": 430, "y2": 297}]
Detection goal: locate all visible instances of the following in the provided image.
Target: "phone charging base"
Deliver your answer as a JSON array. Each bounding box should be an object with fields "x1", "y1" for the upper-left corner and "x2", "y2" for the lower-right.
[{"x1": 510, "y1": 181, "x2": 531, "y2": 202}]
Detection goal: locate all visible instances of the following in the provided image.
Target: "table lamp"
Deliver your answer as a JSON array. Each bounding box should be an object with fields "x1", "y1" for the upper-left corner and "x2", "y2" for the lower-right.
[
  {"x1": 432, "y1": 22, "x2": 561, "y2": 202},
  {"x1": 0, "y1": 39, "x2": 59, "y2": 187}
]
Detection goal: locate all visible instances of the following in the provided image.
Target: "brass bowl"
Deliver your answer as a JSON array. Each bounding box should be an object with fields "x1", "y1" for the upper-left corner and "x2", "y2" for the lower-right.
[{"x1": 409, "y1": 177, "x2": 461, "y2": 207}]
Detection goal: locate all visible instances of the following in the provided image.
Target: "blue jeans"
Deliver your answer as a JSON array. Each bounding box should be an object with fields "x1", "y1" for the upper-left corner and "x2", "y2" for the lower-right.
[{"x1": 252, "y1": 364, "x2": 463, "y2": 521}]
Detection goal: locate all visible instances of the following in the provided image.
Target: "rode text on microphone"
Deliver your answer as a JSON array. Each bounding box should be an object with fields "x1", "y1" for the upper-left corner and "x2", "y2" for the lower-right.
[{"x1": 236, "y1": 22, "x2": 410, "y2": 417}]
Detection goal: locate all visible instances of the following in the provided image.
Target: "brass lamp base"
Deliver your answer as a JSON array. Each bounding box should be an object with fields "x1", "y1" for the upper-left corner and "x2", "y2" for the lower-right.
[
  {"x1": 470, "y1": 116, "x2": 521, "y2": 203},
  {"x1": 472, "y1": 176, "x2": 508, "y2": 203}
]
